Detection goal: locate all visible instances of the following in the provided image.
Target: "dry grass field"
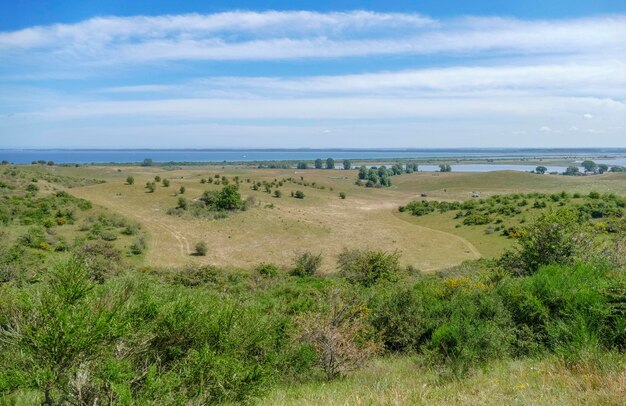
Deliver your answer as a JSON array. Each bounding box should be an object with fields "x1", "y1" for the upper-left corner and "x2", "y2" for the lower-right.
[{"x1": 49, "y1": 165, "x2": 626, "y2": 272}]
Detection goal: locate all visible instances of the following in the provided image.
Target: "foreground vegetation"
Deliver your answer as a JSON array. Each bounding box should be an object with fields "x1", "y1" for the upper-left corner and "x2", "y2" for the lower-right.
[
  {"x1": 0, "y1": 165, "x2": 625, "y2": 404},
  {"x1": 1, "y1": 206, "x2": 625, "y2": 404}
]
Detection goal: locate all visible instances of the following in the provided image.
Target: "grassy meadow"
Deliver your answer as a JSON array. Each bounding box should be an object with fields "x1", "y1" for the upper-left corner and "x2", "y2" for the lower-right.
[{"x1": 1, "y1": 162, "x2": 625, "y2": 405}]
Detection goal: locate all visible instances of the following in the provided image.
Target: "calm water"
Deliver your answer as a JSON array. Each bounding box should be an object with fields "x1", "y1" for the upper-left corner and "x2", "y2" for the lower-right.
[{"x1": 1, "y1": 149, "x2": 625, "y2": 173}]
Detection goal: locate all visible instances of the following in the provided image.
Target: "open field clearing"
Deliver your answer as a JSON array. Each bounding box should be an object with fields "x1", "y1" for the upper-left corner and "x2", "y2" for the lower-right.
[{"x1": 58, "y1": 166, "x2": 626, "y2": 271}]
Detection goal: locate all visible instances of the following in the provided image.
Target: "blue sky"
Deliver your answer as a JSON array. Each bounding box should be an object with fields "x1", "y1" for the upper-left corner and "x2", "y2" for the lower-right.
[{"x1": 1, "y1": 1, "x2": 625, "y2": 148}]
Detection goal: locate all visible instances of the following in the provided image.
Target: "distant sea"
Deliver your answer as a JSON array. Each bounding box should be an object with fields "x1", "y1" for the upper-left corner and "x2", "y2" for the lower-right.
[{"x1": 2, "y1": 149, "x2": 626, "y2": 173}]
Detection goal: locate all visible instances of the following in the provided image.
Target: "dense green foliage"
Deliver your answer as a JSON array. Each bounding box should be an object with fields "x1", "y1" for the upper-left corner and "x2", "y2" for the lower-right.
[
  {"x1": 168, "y1": 184, "x2": 247, "y2": 219},
  {"x1": 400, "y1": 191, "x2": 626, "y2": 238}
]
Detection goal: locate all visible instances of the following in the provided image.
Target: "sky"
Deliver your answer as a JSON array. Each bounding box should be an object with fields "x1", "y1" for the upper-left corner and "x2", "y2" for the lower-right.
[{"x1": 1, "y1": 0, "x2": 625, "y2": 148}]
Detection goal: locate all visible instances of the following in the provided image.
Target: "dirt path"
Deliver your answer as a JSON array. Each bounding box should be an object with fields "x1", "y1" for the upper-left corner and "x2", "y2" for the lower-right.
[{"x1": 134, "y1": 213, "x2": 191, "y2": 256}]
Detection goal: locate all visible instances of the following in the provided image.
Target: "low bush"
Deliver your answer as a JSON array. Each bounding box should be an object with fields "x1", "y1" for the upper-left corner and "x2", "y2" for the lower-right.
[{"x1": 291, "y1": 252, "x2": 322, "y2": 276}]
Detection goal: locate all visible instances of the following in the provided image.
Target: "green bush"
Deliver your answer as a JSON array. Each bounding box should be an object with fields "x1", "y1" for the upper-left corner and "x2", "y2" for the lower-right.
[
  {"x1": 291, "y1": 252, "x2": 322, "y2": 276},
  {"x1": 256, "y1": 262, "x2": 279, "y2": 278},
  {"x1": 195, "y1": 241, "x2": 207, "y2": 256},
  {"x1": 337, "y1": 249, "x2": 400, "y2": 287}
]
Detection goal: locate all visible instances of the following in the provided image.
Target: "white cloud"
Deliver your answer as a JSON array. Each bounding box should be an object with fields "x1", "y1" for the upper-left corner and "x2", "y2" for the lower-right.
[
  {"x1": 583, "y1": 113, "x2": 594, "y2": 119},
  {"x1": 1, "y1": 12, "x2": 624, "y2": 66}
]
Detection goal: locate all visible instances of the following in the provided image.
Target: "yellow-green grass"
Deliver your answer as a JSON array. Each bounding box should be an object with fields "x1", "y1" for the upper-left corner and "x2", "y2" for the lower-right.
[
  {"x1": 62, "y1": 167, "x2": 626, "y2": 272},
  {"x1": 260, "y1": 355, "x2": 626, "y2": 405},
  {"x1": 67, "y1": 167, "x2": 478, "y2": 272}
]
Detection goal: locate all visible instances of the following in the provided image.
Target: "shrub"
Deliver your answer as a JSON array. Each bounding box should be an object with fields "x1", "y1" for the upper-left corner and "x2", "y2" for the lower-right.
[
  {"x1": 256, "y1": 262, "x2": 279, "y2": 278},
  {"x1": 126, "y1": 176, "x2": 135, "y2": 185},
  {"x1": 195, "y1": 241, "x2": 207, "y2": 256},
  {"x1": 75, "y1": 240, "x2": 123, "y2": 282},
  {"x1": 294, "y1": 190, "x2": 305, "y2": 199},
  {"x1": 291, "y1": 251, "x2": 322, "y2": 276},
  {"x1": 339, "y1": 192, "x2": 346, "y2": 199},
  {"x1": 129, "y1": 236, "x2": 146, "y2": 255},
  {"x1": 499, "y1": 208, "x2": 588, "y2": 275},
  {"x1": 297, "y1": 290, "x2": 378, "y2": 379},
  {"x1": 337, "y1": 249, "x2": 400, "y2": 287},
  {"x1": 162, "y1": 179, "x2": 170, "y2": 187},
  {"x1": 179, "y1": 186, "x2": 186, "y2": 194},
  {"x1": 273, "y1": 190, "x2": 282, "y2": 198}
]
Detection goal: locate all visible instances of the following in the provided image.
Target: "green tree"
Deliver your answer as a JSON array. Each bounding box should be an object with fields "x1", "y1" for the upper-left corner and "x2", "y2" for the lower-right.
[
  {"x1": 274, "y1": 190, "x2": 282, "y2": 198},
  {"x1": 314, "y1": 159, "x2": 323, "y2": 169},
  {"x1": 218, "y1": 184, "x2": 242, "y2": 210},
  {"x1": 564, "y1": 166, "x2": 580, "y2": 176},
  {"x1": 339, "y1": 192, "x2": 346, "y2": 199},
  {"x1": 343, "y1": 159, "x2": 351, "y2": 170},
  {"x1": 179, "y1": 185, "x2": 186, "y2": 194},
  {"x1": 439, "y1": 164, "x2": 452, "y2": 172},
  {"x1": 358, "y1": 166, "x2": 367, "y2": 180},
  {"x1": 598, "y1": 164, "x2": 609, "y2": 174},
  {"x1": 535, "y1": 166, "x2": 547, "y2": 174},
  {"x1": 126, "y1": 175, "x2": 135, "y2": 185},
  {"x1": 145, "y1": 182, "x2": 156, "y2": 192},
  {"x1": 162, "y1": 178, "x2": 170, "y2": 187},
  {"x1": 326, "y1": 158, "x2": 335, "y2": 169},
  {"x1": 154, "y1": 175, "x2": 161, "y2": 182},
  {"x1": 581, "y1": 160, "x2": 597, "y2": 173},
  {"x1": 294, "y1": 190, "x2": 305, "y2": 199},
  {"x1": 297, "y1": 162, "x2": 309, "y2": 169},
  {"x1": 141, "y1": 158, "x2": 153, "y2": 166}
]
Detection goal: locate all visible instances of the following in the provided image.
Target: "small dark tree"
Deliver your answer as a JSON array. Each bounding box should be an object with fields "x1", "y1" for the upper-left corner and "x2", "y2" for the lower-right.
[
  {"x1": 294, "y1": 190, "x2": 305, "y2": 199},
  {"x1": 179, "y1": 185, "x2": 186, "y2": 194},
  {"x1": 145, "y1": 182, "x2": 156, "y2": 193},
  {"x1": 326, "y1": 158, "x2": 335, "y2": 169},
  {"x1": 314, "y1": 159, "x2": 323, "y2": 169},
  {"x1": 126, "y1": 176, "x2": 135, "y2": 185},
  {"x1": 535, "y1": 166, "x2": 547, "y2": 174},
  {"x1": 195, "y1": 241, "x2": 207, "y2": 256},
  {"x1": 343, "y1": 160, "x2": 351, "y2": 170},
  {"x1": 141, "y1": 158, "x2": 153, "y2": 166},
  {"x1": 177, "y1": 196, "x2": 188, "y2": 209},
  {"x1": 358, "y1": 166, "x2": 368, "y2": 180},
  {"x1": 162, "y1": 179, "x2": 170, "y2": 187},
  {"x1": 339, "y1": 192, "x2": 346, "y2": 199},
  {"x1": 154, "y1": 175, "x2": 161, "y2": 182},
  {"x1": 439, "y1": 164, "x2": 452, "y2": 172},
  {"x1": 563, "y1": 166, "x2": 580, "y2": 176},
  {"x1": 598, "y1": 164, "x2": 609, "y2": 174},
  {"x1": 274, "y1": 190, "x2": 282, "y2": 198}
]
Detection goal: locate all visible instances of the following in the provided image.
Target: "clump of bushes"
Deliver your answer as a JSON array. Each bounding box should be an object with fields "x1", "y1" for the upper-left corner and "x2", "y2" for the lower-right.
[{"x1": 291, "y1": 251, "x2": 322, "y2": 276}]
